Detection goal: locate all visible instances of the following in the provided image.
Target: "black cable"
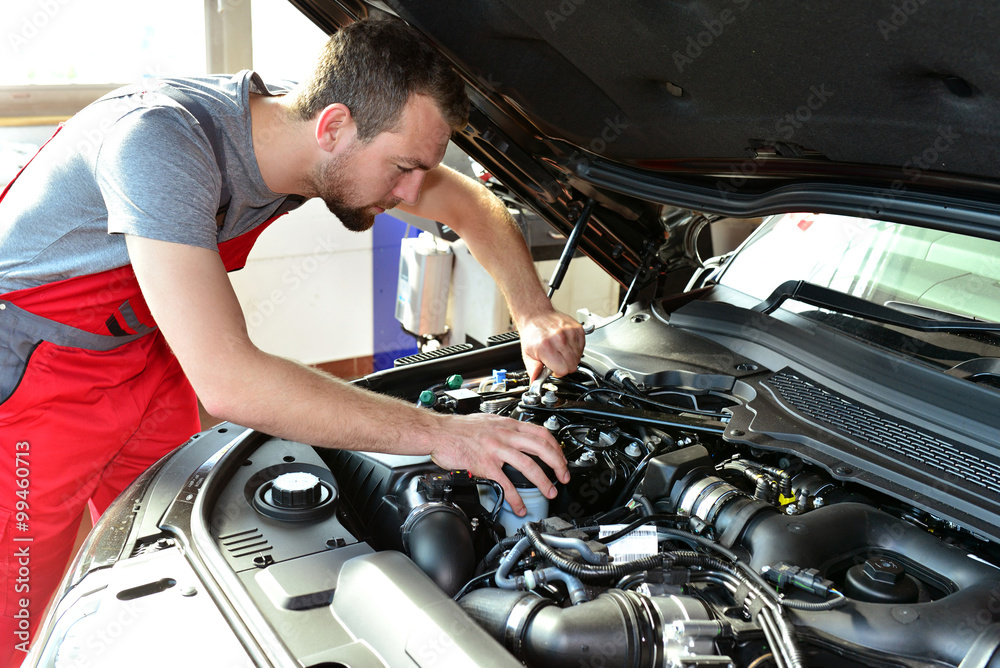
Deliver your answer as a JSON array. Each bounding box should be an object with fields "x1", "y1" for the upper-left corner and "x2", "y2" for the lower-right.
[
  {"x1": 633, "y1": 494, "x2": 655, "y2": 516},
  {"x1": 557, "y1": 421, "x2": 616, "y2": 454},
  {"x1": 578, "y1": 387, "x2": 629, "y2": 404},
  {"x1": 588, "y1": 518, "x2": 786, "y2": 607},
  {"x1": 571, "y1": 364, "x2": 604, "y2": 387},
  {"x1": 523, "y1": 522, "x2": 670, "y2": 581},
  {"x1": 453, "y1": 571, "x2": 496, "y2": 601},
  {"x1": 475, "y1": 478, "x2": 505, "y2": 523},
  {"x1": 611, "y1": 448, "x2": 659, "y2": 508},
  {"x1": 549, "y1": 377, "x2": 593, "y2": 393},
  {"x1": 615, "y1": 572, "x2": 647, "y2": 590},
  {"x1": 579, "y1": 387, "x2": 728, "y2": 418},
  {"x1": 683, "y1": 549, "x2": 778, "y2": 602},
  {"x1": 563, "y1": 506, "x2": 818, "y2": 663},
  {"x1": 595, "y1": 513, "x2": 686, "y2": 545},
  {"x1": 591, "y1": 505, "x2": 640, "y2": 527},
  {"x1": 780, "y1": 592, "x2": 849, "y2": 611}
]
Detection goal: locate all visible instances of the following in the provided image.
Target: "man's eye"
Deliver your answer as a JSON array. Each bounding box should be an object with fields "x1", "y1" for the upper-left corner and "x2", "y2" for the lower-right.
[{"x1": 397, "y1": 165, "x2": 413, "y2": 173}]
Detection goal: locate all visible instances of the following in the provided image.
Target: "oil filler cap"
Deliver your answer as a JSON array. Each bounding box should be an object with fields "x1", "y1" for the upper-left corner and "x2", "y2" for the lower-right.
[
  {"x1": 254, "y1": 471, "x2": 337, "y2": 522},
  {"x1": 272, "y1": 472, "x2": 322, "y2": 508},
  {"x1": 843, "y1": 557, "x2": 919, "y2": 604}
]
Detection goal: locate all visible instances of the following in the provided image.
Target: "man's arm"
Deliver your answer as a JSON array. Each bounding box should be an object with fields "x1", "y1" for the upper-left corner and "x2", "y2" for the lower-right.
[
  {"x1": 124, "y1": 234, "x2": 568, "y2": 514},
  {"x1": 398, "y1": 165, "x2": 585, "y2": 380}
]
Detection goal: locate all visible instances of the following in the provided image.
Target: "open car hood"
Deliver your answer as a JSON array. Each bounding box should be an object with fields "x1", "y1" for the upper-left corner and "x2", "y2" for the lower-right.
[
  {"x1": 288, "y1": 0, "x2": 1000, "y2": 286},
  {"x1": 23, "y1": 8, "x2": 1000, "y2": 666}
]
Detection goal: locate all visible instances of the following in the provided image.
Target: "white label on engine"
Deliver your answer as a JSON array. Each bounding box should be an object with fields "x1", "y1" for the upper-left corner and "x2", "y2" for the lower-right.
[{"x1": 600, "y1": 525, "x2": 658, "y2": 562}]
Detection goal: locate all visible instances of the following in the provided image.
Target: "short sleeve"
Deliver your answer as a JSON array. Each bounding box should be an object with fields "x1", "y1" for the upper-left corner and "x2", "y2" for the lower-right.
[{"x1": 95, "y1": 104, "x2": 223, "y2": 251}]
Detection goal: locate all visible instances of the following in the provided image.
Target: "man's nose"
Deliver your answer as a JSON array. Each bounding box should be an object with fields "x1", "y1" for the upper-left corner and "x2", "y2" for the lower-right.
[{"x1": 393, "y1": 171, "x2": 424, "y2": 206}]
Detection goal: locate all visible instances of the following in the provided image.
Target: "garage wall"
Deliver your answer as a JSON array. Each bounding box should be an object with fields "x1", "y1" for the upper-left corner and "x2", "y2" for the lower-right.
[
  {"x1": 227, "y1": 200, "x2": 623, "y2": 370},
  {"x1": 228, "y1": 199, "x2": 374, "y2": 365},
  {"x1": 2, "y1": 0, "x2": 622, "y2": 374}
]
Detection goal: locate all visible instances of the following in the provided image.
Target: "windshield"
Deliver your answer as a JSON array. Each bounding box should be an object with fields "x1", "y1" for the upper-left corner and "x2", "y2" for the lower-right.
[
  {"x1": 715, "y1": 213, "x2": 1000, "y2": 373},
  {"x1": 718, "y1": 213, "x2": 1000, "y2": 323}
]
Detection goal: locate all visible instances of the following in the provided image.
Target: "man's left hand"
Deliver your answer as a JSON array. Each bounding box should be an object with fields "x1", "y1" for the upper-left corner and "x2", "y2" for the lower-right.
[{"x1": 518, "y1": 309, "x2": 586, "y2": 381}]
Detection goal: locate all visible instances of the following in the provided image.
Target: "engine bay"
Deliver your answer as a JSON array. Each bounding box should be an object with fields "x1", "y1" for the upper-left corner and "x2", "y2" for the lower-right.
[{"x1": 202, "y1": 302, "x2": 1000, "y2": 668}]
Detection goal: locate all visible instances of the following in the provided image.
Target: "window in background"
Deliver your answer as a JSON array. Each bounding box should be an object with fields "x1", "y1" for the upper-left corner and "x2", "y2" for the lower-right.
[
  {"x1": 2, "y1": 0, "x2": 206, "y2": 86},
  {"x1": 251, "y1": 0, "x2": 328, "y2": 83}
]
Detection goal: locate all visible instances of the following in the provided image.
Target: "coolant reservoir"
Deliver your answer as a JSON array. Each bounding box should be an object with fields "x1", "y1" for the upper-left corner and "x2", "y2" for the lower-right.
[{"x1": 481, "y1": 461, "x2": 552, "y2": 535}]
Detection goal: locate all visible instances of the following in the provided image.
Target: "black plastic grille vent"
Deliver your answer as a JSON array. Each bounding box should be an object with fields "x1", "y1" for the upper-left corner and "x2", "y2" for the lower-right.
[
  {"x1": 765, "y1": 370, "x2": 1000, "y2": 496},
  {"x1": 394, "y1": 343, "x2": 473, "y2": 367},
  {"x1": 486, "y1": 331, "x2": 520, "y2": 346},
  {"x1": 219, "y1": 528, "x2": 272, "y2": 559}
]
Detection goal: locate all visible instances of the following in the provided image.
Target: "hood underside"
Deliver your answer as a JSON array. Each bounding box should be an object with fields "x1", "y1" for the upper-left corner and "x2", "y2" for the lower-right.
[
  {"x1": 289, "y1": 0, "x2": 1000, "y2": 283},
  {"x1": 368, "y1": 1, "x2": 999, "y2": 173}
]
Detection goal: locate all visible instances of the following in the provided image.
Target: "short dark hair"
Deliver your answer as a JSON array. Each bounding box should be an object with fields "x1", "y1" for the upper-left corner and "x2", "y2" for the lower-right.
[{"x1": 290, "y1": 17, "x2": 469, "y2": 141}]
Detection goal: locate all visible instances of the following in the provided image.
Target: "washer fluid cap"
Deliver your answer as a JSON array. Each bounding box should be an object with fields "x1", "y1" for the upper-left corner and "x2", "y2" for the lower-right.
[{"x1": 272, "y1": 472, "x2": 322, "y2": 509}]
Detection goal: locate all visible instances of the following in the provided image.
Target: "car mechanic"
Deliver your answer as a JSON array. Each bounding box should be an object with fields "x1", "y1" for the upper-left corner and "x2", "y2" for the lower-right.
[{"x1": 0, "y1": 17, "x2": 585, "y2": 663}]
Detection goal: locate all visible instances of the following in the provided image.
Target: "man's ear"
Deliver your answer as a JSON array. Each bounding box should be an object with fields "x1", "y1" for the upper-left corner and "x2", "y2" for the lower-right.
[{"x1": 314, "y1": 103, "x2": 353, "y2": 153}]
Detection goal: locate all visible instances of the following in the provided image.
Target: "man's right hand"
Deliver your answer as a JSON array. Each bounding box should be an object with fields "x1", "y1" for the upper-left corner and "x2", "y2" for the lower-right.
[
  {"x1": 126, "y1": 235, "x2": 569, "y2": 515},
  {"x1": 426, "y1": 412, "x2": 569, "y2": 517}
]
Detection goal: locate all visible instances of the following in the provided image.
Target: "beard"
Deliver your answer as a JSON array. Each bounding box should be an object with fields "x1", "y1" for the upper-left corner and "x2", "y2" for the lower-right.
[{"x1": 312, "y1": 152, "x2": 400, "y2": 233}]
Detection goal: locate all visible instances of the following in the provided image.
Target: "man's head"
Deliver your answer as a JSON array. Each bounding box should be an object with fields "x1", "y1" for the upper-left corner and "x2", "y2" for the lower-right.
[
  {"x1": 290, "y1": 17, "x2": 469, "y2": 231},
  {"x1": 309, "y1": 92, "x2": 453, "y2": 231},
  {"x1": 291, "y1": 17, "x2": 469, "y2": 141}
]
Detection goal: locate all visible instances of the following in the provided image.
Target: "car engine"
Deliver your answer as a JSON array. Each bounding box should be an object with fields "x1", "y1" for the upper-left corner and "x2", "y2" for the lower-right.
[
  {"x1": 305, "y1": 303, "x2": 1000, "y2": 668},
  {"x1": 136, "y1": 299, "x2": 1000, "y2": 668}
]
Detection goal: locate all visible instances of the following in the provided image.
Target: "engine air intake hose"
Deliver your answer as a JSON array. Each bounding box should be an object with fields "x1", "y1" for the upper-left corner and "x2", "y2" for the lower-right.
[{"x1": 459, "y1": 588, "x2": 712, "y2": 668}]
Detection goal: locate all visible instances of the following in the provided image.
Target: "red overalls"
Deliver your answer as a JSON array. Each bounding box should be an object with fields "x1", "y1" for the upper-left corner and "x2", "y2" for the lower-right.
[{"x1": 0, "y1": 122, "x2": 282, "y2": 666}]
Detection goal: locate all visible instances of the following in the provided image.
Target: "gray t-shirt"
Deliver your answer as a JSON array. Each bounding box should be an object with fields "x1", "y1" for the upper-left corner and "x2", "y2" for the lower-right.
[{"x1": 0, "y1": 71, "x2": 301, "y2": 294}]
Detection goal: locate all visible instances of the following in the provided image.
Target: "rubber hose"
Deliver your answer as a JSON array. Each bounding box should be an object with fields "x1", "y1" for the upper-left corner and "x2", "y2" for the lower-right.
[
  {"x1": 479, "y1": 534, "x2": 522, "y2": 574},
  {"x1": 459, "y1": 588, "x2": 661, "y2": 668},
  {"x1": 523, "y1": 522, "x2": 668, "y2": 581},
  {"x1": 458, "y1": 588, "x2": 541, "y2": 641},
  {"x1": 781, "y1": 593, "x2": 849, "y2": 611}
]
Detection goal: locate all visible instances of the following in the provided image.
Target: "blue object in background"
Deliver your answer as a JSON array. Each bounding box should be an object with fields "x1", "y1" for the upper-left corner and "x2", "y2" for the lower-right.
[{"x1": 372, "y1": 212, "x2": 421, "y2": 371}]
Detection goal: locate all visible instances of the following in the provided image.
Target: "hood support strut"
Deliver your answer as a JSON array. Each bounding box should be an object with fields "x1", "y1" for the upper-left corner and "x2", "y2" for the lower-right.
[
  {"x1": 618, "y1": 241, "x2": 659, "y2": 315},
  {"x1": 546, "y1": 198, "x2": 596, "y2": 299}
]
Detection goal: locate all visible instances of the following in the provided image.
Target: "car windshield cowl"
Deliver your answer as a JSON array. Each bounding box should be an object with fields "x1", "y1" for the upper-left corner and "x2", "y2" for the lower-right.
[{"x1": 754, "y1": 280, "x2": 1000, "y2": 334}]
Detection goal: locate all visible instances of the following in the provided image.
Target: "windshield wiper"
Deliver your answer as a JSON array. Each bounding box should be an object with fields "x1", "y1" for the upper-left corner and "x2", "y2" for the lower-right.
[
  {"x1": 883, "y1": 300, "x2": 984, "y2": 323},
  {"x1": 753, "y1": 280, "x2": 1000, "y2": 333},
  {"x1": 946, "y1": 357, "x2": 1000, "y2": 383}
]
